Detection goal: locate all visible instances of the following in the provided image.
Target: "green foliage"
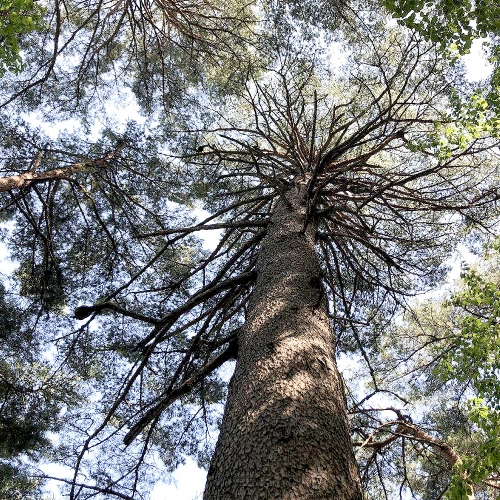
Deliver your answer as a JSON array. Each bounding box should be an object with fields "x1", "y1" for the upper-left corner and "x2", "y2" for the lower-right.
[
  {"x1": 444, "y1": 76, "x2": 500, "y2": 146},
  {"x1": 439, "y1": 248, "x2": 500, "y2": 408},
  {"x1": 363, "y1": 236, "x2": 500, "y2": 499},
  {"x1": 445, "y1": 401, "x2": 500, "y2": 499},
  {"x1": 405, "y1": 78, "x2": 500, "y2": 163},
  {"x1": 0, "y1": 282, "x2": 79, "y2": 499},
  {"x1": 383, "y1": 0, "x2": 500, "y2": 154},
  {"x1": 0, "y1": 0, "x2": 46, "y2": 76},
  {"x1": 0, "y1": 463, "x2": 45, "y2": 500},
  {"x1": 431, "y1": 239, "x2": 500, "y2": 498},
  {"x1": 383, "y1": 0, "x2": 500, "y2": 53},
  {"x1": 16, "y1": 258, "x2": 66, "y2": 312}
]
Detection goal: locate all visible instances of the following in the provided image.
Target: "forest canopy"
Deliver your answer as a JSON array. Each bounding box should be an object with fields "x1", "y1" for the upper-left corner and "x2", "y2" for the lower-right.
[{"x1": 1, "y1": 1, "x2": 500, "y2": 499}]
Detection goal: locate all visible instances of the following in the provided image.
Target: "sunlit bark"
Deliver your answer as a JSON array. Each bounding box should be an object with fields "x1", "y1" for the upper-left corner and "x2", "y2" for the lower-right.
[
  {"x1": 204, "y1": 186, "x2": 362, "y2": 500},
  {"x1": 0, "y1": 149, "x2": 121, "y2": 192}
]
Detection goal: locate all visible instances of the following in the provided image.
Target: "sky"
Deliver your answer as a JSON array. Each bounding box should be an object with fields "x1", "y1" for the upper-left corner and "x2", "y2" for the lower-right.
[{"x1": 0, "y1": 35, "x2": 495, "y2": 500}]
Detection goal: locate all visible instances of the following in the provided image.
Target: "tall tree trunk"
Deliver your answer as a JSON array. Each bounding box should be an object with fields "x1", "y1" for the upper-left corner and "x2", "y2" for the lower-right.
[{"x1": 204, "y1": 186, "x2": 362, "y2": 500}]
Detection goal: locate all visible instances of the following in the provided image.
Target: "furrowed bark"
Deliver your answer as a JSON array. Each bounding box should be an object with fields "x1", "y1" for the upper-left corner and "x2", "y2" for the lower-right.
[{"x1": 204, "y1": 187, "x2": 362, "y2": 500}]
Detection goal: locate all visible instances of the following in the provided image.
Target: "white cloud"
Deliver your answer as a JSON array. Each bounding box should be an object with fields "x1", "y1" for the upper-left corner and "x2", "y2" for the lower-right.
[
  {"x1": 463, "y1": 39, "x2": 494, "y2": 82},
  {"x1": 151, "y1": 457, "x2": 207, "y2": 500}
]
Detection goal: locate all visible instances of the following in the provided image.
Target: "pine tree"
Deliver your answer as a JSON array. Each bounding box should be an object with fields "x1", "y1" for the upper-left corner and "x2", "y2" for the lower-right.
[{"x1": 1, "y1": 2, "x2": 500, "y2": 499}]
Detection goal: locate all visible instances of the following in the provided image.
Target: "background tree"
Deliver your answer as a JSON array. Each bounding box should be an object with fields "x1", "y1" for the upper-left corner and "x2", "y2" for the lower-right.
[
  {"x1": 1, "y1": 1, "x2": 500, "y2": 499},
  {"x1": 0, "y1": 0, "x2": 258, "y2": 496},
  {"x1": 383, "y1": 0, "x2": 500, "y2": 53},
  {"x1": 363, "y1": 238, "x2": 500, "y2": 499},
  {"x1": 384, "y1": 0, "x2": 500, "y2": 149},
  {"x1": 0, "y1": 281, "x2": 79, "y2": 500},
  {"x1": 0, "y1": 0, "x2": 46, "y2": 76}
]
